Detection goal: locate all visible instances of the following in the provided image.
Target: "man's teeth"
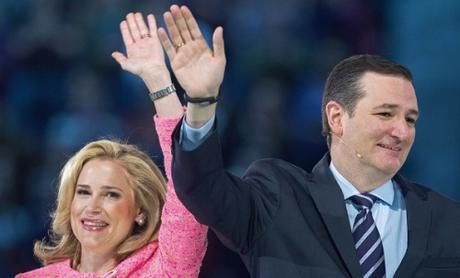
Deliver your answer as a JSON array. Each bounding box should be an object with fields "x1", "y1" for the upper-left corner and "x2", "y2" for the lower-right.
[{"x1": 378, "y1": 144, "x2": 400, "y2": 151}]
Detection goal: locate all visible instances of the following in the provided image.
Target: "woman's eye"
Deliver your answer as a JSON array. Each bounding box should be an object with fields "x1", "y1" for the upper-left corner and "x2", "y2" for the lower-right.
[
  {"x1": 106, "y1": 191, "x2": 121, "y2": 199},
  {"x1": 76, "y1": 189, "x2": 90, "y2": 195}
]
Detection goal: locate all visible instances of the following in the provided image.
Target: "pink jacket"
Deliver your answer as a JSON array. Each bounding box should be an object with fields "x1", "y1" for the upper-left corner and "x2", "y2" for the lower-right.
[{"x1": 18, "y1": 115, "x2": 208, "y2": 277}]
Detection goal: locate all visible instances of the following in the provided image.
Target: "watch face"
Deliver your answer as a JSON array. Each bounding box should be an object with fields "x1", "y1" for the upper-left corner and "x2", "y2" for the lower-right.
[{"x1": 166, "y1": 84, "x2": 176, "y2": 93}]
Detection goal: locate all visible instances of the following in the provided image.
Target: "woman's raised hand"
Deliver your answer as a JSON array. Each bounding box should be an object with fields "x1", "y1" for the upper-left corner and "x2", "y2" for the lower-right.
[{"x1": 112, "y1": 12, "x2": 171, "y2": 90}]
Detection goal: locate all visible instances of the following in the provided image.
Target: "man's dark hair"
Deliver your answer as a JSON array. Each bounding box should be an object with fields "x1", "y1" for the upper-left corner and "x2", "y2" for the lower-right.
[{"x1": 321, "y1": 54, "x2": 413, "y2": 148}]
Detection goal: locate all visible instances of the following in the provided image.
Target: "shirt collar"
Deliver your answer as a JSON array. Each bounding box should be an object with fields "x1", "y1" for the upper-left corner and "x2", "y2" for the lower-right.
[{"x1": 329, "y1": 162, "x2": 395, "y2": 206}]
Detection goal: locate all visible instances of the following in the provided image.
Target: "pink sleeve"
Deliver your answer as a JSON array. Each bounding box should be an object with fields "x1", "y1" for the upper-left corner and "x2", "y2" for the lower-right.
[{"x1": 153, "y1": 113, "x2": 208, "y2": 277}]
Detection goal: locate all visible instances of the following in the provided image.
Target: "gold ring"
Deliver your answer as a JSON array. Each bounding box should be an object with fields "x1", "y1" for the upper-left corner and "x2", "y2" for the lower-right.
[
  {"x1": 140, "y1": 34, "x2": 151, "y2": 39},
  {"x1": 175, "y1": 42, "x2": 185, "y2": 49}
]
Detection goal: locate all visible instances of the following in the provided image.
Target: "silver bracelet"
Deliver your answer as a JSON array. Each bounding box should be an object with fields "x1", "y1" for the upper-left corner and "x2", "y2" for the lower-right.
[{"x1": 149, "y1": 84, "x2": 176, "y2": 101}]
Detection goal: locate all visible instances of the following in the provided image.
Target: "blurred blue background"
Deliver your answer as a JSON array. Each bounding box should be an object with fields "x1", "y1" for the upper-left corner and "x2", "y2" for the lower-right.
[{"x1": 1, "y1": 0, "x2": 459, "y2": 276}]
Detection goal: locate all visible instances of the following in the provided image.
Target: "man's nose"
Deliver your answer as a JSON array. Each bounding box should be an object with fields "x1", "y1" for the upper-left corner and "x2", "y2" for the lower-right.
[{"x1": 391, "y1": 118, "x2": 412, "y2": 140}]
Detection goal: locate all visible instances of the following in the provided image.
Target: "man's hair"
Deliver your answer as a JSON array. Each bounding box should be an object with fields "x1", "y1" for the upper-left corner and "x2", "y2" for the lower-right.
[
  {"x1": 33, "y1": 139, "x2": 166, "y2": 268},
  {"x1": 321, "y1": 54, "x2": 413, "y2": 147}
]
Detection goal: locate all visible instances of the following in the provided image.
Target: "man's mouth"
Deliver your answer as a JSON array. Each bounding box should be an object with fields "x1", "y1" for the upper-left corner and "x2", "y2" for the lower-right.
[{"x1": 377, "y1": 143, "x2": 402, "y2": 152}]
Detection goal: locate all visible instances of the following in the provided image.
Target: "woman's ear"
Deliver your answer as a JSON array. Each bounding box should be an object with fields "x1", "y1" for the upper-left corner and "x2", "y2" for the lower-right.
[{"x1": 135, "y1": 209, "x2": 146, "y2": 226}]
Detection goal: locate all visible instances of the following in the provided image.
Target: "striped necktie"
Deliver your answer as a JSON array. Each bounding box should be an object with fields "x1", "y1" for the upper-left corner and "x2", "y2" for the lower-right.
[{"x1": 349, "y1": 194, "x2": 386, "y2": 278}]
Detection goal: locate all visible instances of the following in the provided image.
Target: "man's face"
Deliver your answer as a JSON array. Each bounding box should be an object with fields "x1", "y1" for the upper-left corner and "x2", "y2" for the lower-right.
[{"x1": 340, "y1": 72, "x2": 419, "y2": 177}]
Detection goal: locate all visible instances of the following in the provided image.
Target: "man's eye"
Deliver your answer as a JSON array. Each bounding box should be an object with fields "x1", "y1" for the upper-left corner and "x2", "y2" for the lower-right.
[
  {"x1": 377, "y1": 112, "x2": 392, "y2": 117},
  {"x1": 406, "y1": 117, "x2": 417, "y2": 126}
]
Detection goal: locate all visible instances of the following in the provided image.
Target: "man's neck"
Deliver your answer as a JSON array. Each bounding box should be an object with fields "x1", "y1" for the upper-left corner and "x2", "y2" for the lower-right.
[{"x1": 330, "y1": 151, "x2": 391, "y2": 193}]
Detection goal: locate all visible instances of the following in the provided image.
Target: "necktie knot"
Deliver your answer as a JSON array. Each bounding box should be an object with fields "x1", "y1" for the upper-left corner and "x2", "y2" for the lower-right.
[{"x1": 349, "y1": 193, "x2": 379, "y2": 210}]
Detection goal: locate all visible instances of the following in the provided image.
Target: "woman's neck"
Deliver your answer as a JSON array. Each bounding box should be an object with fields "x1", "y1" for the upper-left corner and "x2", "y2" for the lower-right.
[{"x1": 78, "y1": 250, "x2": 117, "y2": 274}]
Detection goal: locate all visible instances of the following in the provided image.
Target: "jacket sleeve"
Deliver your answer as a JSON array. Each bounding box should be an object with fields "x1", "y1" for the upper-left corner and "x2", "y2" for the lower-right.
[
  {"x1": 172, "y1": 122, "x2": 281, "y2": 254},
  {"x1": 154, "y1": 114, "x2": 208, "y2": 277}
]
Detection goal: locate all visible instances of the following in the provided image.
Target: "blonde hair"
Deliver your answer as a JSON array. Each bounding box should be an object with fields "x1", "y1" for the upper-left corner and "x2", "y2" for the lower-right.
[{"x1": 34, "y1": 139, "x2": 166, "y2": 267}]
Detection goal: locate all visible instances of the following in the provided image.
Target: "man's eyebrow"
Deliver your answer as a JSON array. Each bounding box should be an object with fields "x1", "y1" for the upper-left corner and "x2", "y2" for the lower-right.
[
  {"x1": 374, "y1": 103, "x2": 398, "y2": 109},
  {"x1": 374, "y1": 103, "x2": 419, "y2": 116}
]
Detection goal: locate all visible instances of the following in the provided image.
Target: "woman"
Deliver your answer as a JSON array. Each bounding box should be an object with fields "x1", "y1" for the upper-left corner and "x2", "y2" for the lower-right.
[{"x1": 17, "y1": 8, "x2": 211, "y2": 277}]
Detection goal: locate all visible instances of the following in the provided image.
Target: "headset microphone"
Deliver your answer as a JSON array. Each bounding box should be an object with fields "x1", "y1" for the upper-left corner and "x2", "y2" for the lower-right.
[{"x1": 330, "y1": 133, "x2": 363, "y2": 159}]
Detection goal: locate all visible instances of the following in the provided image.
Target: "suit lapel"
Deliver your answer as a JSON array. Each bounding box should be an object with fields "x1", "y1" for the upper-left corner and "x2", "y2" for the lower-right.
[
  {"x1": 307, "y1": 154, "x2": 362, "y2": 278},
  {"x1": 393, "y1": 175, "x2": 430, "y2": 278},
  {"x1": 305, "y1": 155, "x2": 431, "y2": 277}
]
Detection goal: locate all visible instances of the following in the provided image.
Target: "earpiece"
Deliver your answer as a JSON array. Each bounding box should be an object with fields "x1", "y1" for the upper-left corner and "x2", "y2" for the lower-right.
[{"x1": 330, "y1": 132, "x2": 363, "y2": 159}]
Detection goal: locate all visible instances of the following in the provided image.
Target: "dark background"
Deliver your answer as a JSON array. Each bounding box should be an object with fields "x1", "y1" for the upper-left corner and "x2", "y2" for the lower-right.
[{"x1": 1, "y1": 0, "x2": 459, "y2": 276}]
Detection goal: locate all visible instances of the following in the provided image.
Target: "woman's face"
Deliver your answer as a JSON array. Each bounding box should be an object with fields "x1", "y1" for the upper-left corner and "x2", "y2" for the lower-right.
[{"x1": 70, "y1": 158, "x2": 140, "y2": 256}]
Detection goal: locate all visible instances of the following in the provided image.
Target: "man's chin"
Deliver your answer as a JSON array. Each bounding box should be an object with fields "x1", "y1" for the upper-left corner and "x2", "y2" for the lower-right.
[{"x1": 378, "y1": 162, "x2": 402, "y2": 177}]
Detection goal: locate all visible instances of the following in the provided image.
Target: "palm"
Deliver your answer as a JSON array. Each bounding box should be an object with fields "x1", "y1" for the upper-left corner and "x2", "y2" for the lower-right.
[
  {"x1": 159, "y1": 6, "x2": 226, "y2": 98},
  {"x1": 124, "y1": 38, "x2": 166, "y2": 76},
  {"x1": 113, "y1": 13, "x2": 170, "y2": 81},
  {"x1": 170, "y1": 39, "x2": 225, "y2": 97}
]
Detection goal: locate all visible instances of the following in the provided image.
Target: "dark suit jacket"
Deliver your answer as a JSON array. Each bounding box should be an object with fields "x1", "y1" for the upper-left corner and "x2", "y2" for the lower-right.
[{"x1": 172, "y1": 125, "x2": 460, "y2": 277}]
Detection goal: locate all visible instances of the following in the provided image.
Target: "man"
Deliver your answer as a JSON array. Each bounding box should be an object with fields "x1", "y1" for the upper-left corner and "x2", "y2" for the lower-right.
[{"x1": 158, "y1": 5, "x2": 460, "y2": 277}]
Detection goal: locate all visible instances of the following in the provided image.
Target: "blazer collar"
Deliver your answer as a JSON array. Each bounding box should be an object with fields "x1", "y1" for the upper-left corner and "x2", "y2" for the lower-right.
[
  {"x1": 393, "y1": 175, "x2": 430, "y2": 278},
  {"x1": 309, "y1": 153, "x2": 362, "y2": 278},
  {"x1": 309, "y1": 154, "x2": 431, "y2": 278}
]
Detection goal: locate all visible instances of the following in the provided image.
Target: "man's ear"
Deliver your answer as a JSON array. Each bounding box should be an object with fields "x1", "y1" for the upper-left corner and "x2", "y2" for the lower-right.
[{"x1": 325, "y1": 101, "x2": 345, "y2": 136}]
